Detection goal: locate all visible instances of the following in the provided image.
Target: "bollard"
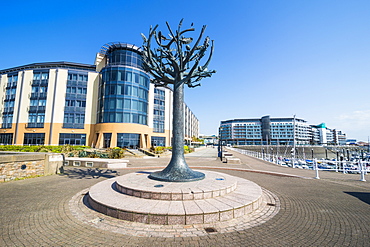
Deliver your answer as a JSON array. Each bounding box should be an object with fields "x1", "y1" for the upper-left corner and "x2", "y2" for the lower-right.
[
  {"x1": 360, "y1": 161, "x2": 366, "y2": 182},
  {"x1": 342, "y1": 161, "x2": 346, "y2": 174},
  {"x1": 314, "y1": 159, "x2": 320, "y2": 179}
]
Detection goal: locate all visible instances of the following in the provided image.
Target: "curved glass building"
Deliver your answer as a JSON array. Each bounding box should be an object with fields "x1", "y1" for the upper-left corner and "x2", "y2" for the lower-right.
[
  {"x1": 95, "y1": 43, "x2": 152, "y2": 148},
  {"x1": 98, "y1": 43, "x2": 149, "y2": 125}
]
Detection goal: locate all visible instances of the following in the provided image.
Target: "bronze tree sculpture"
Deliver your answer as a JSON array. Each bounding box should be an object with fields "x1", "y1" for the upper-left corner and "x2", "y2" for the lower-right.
[{"x1": 141, "y1": 19, "x2": 215, "y2": 182}]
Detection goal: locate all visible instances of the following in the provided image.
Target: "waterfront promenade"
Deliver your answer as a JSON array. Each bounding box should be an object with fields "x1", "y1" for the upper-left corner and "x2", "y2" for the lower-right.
[{"x1": 0, "y1": 147, "x2": 369, "y2": 246}]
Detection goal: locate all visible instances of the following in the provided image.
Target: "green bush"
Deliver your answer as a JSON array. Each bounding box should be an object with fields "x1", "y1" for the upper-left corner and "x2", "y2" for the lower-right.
[
  {"x1": 78, "y1": 150, "x2": 87, "y2": 157},
  {"x1": 107, "y1": 147, "x2": 125, "y2": 159},
  {"x1": 87, "y1": 150, "x2": 100, "y2": 158},
  {"x1": 184, "y1": 146, "x2": 194, "y2": 154},
  {"x1": 0, "y1": 145, "x2": 93, "y2": 156}
]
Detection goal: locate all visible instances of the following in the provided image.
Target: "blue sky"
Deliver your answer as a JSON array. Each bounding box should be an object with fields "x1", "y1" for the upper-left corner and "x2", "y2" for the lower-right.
[{"x1": 1, "y1": 0, "x2": 370, "y2": 141}]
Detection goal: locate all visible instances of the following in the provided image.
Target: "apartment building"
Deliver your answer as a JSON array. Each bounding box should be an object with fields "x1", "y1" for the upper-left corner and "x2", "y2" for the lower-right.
[{"x1": 0, "y1": 42, "x2": 199, "y2": 148}]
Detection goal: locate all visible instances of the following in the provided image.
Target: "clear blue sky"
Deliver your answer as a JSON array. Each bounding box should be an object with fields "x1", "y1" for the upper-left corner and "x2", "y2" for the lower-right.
[{"x1": 1, "y1": 0, "x2": 370, "y2": 141}]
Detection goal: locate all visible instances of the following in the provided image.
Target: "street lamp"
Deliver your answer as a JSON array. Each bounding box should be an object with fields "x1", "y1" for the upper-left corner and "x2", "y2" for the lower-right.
[{"x1": 218, "y1": 127, "x2": 223, "y2": 161}]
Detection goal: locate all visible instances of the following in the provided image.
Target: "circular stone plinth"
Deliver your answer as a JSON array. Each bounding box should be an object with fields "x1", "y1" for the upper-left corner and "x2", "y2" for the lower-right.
[
  {"x1": 115, "y1": 170, "x2": 238, "y2": 201},
  {"x1": 88, "y1": 170, "x2": 263, "y2": 225}
]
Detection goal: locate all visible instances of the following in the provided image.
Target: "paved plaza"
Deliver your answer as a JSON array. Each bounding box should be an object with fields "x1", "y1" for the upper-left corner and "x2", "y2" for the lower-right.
[{"x1": 1, "y1": 147, "x2": 369, "y2": 246}]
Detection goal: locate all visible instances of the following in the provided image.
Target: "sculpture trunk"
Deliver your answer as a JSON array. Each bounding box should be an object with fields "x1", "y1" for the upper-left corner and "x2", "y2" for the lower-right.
[{"x1": 148, "y1": 81, "x2": 205, "y2": 182}]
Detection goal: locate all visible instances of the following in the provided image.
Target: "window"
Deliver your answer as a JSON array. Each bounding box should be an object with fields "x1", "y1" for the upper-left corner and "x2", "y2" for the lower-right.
[
  {"x1": 30, "y1": 99, "x2": 46, "y2": 106},
  {"x1": 59, "y1": 133, "x2": 86, "y2": 145},
  {"x1": 33, "y1": 73, "x2": 41, "y2": 80},
  {"x1": 151, "y1": 136, "x2": 166, "y2": 147},
  {"x1": 23, "y1": 133, "x2": 45, "y2": 145},
  {"x1": 63, "y1": 113, "x2": 85, "y2": 129},
  {"x1": 27, "y1": 112, "x2": 45, "y2": 128},
  {"x1": 117, "y1": 133, "x2": 140, "y2": 148},
  {"x1": 153, "y1": 88, "x2": 165, "y2": 133},
  {"x1": 0, "y1": 133, "x2": 13, "y2": 145}
]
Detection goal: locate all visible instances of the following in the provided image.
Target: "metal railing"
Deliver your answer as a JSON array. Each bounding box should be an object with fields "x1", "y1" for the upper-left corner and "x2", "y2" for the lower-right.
[
  {"x1": 64, "y1": 106, "x2": 86, "y2": 113},
  {"x1": 26, "y1": 123, "x2": 44, "y2": 128},
  {"x1": 228, "y1": 147, "x2": 368, "y2": 182}
]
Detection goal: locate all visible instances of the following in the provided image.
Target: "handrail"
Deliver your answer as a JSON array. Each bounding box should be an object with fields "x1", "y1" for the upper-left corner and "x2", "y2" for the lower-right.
[{"x1": 228, "y1": 147, "x2": 368, "y2": 182}]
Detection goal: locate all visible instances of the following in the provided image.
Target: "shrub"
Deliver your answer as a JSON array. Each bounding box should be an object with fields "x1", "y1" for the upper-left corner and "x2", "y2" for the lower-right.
[
  {"x1": 78, "y1": 150, "x2": 87, "y2": 157},
  {"x1": 184, "y1": 146, "x2": 194, "y2": 154},
  {"x1": 87, "y1": 150, "x2": 100, "y2": 158},
  {"x1": 107, "y1": 147, "x2": 125, "y2": 159}
]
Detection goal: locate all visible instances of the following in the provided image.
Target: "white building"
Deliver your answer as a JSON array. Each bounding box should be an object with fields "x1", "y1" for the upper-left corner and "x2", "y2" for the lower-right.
[{"x1": 220, "y1": 116, "x2": 346, "y2": 146}]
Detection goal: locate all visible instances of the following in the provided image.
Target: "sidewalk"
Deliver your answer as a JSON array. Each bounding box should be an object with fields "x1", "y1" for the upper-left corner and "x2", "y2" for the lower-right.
[{"x1": 0, "y1": 147, "x2": 369, "y2": 246}]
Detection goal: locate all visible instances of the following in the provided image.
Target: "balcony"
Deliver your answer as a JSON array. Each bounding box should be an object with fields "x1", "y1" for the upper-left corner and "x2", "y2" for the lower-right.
[
  {"x1": 2, "y1": 107, "x2": 14, "y2": 113},
  {"x1": 62, "y1": 123, "x2": 84, "y2": 129},
  {"x1": 67, "y1": 81, "x2": 87, "y2": 87},
  {"x1": 64, "y1": 106, "x2": 86, "y2": 113},
  {"x1": 29, "y1": 92, "x2": 47, "y2": 99},
  {"x1": 65, "y1": 93, "x2": 86, "y2": 100},
  {"x1": 153, "y1": 104, "x2": 165, "y2": 111},
  {"x1": 6, "y1": 83, "x2": 17, "y2": 89},
  {"x1": 4, "y1": 95, "x2": 15, "y2": 101},
  {"x1": 28, "y1": 106, "x2": 46, "y2": 112},
  {"x1": 153, "y1": 115, "x2": 165, "y2": 121},
  {"x1": 1, "y1": 123, "x2": 12, "y2": 129},
  {"x1": 27, "y1": 123, "x2": 44, "y2": 128},
  {"x1": 154, "y1": 95, "x2": 165, "y2": 101},
  {"x1": 31, "y1": 80, "x2": 48, "y2": 87}
]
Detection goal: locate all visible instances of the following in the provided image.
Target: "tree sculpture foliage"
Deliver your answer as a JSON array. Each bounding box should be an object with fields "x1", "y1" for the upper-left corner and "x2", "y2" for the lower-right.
[
  {"x1": 141, "y1": 19, "x2": 215, "y2": 89},
  {"x1": 141, "y1": 20, "x2": 215, "y2": 182}
]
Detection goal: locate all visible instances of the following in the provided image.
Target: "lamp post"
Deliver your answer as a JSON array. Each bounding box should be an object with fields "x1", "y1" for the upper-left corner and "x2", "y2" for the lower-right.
[{"x1": 218, "y1": 127, "x2": 223, "y2": 161}]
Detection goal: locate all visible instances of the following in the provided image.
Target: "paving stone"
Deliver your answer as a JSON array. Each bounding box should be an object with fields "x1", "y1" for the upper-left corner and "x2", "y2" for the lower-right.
[{"x1": 1, "y1": 148, "x2": 369, "y2": 246}]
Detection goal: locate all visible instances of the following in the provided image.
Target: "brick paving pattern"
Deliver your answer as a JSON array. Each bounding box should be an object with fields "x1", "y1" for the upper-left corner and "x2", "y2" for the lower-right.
[{"x1": 0, "y1": 147, "x2": 369, "y2": 246}]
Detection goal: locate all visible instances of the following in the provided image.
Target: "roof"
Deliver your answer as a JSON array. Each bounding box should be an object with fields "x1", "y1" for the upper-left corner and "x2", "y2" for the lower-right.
[
  {"x1": 99, "y1": 42, "x2": 142, "y2": 56},
  {"x1": 0, "y1": 61, "x2": 96, "y2": 74}
]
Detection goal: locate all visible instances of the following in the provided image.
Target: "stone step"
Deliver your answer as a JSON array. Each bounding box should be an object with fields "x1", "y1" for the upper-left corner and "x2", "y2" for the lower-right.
[
  {"x1": 115, "y1": 170, "x2": 238, "y2": 200},
  {"x1": 88, "y1": 170, "x2": 263, "y2": 225}
]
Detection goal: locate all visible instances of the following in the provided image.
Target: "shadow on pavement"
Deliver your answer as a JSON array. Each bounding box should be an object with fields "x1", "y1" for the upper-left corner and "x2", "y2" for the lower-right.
[
  {"x1": 344, "y1": 192, "x2": 370, "y2": 205},
  {"x1": 61, "y1": 167, "x2": 119, "y2": 179}
]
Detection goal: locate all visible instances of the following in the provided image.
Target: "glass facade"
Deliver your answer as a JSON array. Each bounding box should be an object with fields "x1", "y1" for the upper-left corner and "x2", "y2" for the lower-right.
[
  {"x1": 2, "y1": 74, "x2": 18, "y2": 129},
  {"x1": 261, "y1": 116, "x2": 271, "y2": 144},
  {"x1": 59, "y1": 133, "x2": 86, "y2": 145},
  {"x1": 98, "y1": 46, "x2": 150, "y2": 125},
  {"x1": 28, "y1": 71, "x2": 48, "y2": 128},
  {"x1": 153, "y1": 88, "x2": 165, "y2": 133},
  {"x1": 151, "y1": 136, "x2": 166, "y2": 147},
  {"x1": 107, "y1": 49, "x2": 143, "y2": 69},
  {"x1": 23, "y1": 133, "x2": 45, "y2": 145},
  {"x1": 117, "y1": 133, "x2": 140, "y2": 148},
  {"x1": 63, "y1": 71, "x2": 88, "y2": 129}
]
